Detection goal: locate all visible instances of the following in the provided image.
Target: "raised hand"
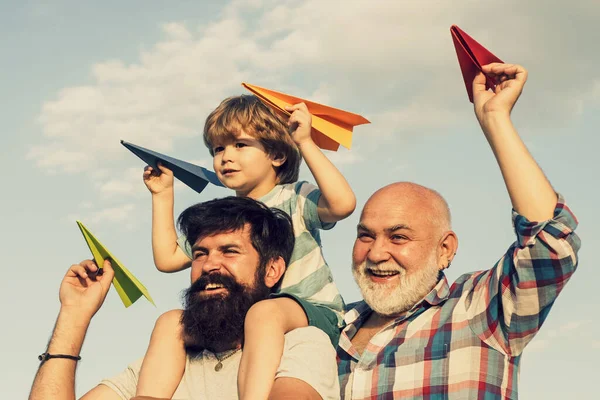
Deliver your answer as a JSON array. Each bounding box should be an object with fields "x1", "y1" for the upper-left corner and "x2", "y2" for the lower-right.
[
  {"x1": 143, "y1": 162, "x2": 174, "y2": 195},
  {"x1": 473, "y1": 63, "x2": 528, "y2": 124},
  {"x1": 285, "y1": 102, "x2": 313, "y2": 147},
  {"x1": 59, "y1": 259, "x2": 115, "y2": 319}
]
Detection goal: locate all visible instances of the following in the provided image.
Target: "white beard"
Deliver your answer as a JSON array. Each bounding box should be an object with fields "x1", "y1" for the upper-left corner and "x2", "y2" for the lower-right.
[{"x1": 352, "y1": 254, "x2": 440, "y2": 317}]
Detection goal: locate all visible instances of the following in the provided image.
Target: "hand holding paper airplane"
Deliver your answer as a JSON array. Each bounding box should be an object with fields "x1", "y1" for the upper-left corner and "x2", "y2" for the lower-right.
[
  {"x1": 77, "y1": 221, "x2": 155, "y2": 308},
  {"x1": 474, "y1": 63, "x2": 528, "y2": 115},
  {"x1": 143, "y1": 162, "x2": 174, "y2": 195},
  {"x1": 285, "y1": 102, "x2": 314, "y2": 146},
  {"x1": 121, "y1": 140, "x2": 224, "y2": 194},
  {"x1": 60, "y1": 259, "x2": 114, "y2": 317},
  {"x1": 450, "y1": 25, "x2": 504, "y2": 103},
  {"x1": 242, "y1": 83, "x2": 370, "y2": 151}
]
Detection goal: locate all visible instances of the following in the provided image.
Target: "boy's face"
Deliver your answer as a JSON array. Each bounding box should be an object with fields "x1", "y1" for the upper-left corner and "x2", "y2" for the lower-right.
[{"x1": 211, "y1": 130, "x2": 282, "y2": 198}]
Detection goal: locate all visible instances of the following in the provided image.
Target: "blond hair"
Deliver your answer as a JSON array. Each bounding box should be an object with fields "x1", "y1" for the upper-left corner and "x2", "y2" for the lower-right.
[{"x1": 203, "y1": 95, "x2": 301, "y2": 184}]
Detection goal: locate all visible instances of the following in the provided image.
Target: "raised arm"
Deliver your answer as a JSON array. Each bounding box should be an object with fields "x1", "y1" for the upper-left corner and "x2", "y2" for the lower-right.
[
  {"x1": 285, "y1": 103, "x2": 356, "y2": 223},
  {"x1": 143, "y1": 164, "x2": 192, "y2": 272},
  {"x1": 473, "y1": 63, "x2": 557, "y2": 221},
  {"x1": 29, "y1": 260, "x2": 116, "y2": 400},
  {"x1": 466, "y1": 64, "x2": 581, "y2": 356}
]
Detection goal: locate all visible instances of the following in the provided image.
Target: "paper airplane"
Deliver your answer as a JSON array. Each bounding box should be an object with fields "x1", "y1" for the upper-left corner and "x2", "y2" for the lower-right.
[
  {"x1": 121, "y1": 140, "x2": 224, "y2": 194},
  {"x1": 451, "y1": 25, "x2": 504, "y2": 103},
  {"x1": 242, "y1": 83, "x2": 370, "y2": 151},
  {"x1": 77, "y1": 221, "x2": 154, "y2": 307}
]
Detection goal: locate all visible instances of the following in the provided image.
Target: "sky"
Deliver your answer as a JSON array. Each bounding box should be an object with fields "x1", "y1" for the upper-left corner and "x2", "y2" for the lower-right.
[{"x1": 2, "y1": 0, "x2": 598, "y2": 398}]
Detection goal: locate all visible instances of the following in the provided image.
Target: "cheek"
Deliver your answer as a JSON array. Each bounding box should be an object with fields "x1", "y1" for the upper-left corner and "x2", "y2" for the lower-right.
[
  {"x1": 190, "y1": 262, "x2": 202, "y2": 283},
  {"x1": 393, "y1": 244, "x2": 430, "y2": 271},
  {"x1": 352, "y1": 241, "x2": 367, "y2": 265}
]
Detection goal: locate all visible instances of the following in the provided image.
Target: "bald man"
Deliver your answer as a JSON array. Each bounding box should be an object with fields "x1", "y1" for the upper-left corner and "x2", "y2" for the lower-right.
[{"x1": 337, "y1": 63, "x2": 581, "y2": 399}]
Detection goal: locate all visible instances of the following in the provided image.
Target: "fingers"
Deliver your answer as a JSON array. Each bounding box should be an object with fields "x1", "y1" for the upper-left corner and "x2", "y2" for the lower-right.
[
  {"x1": 69, "y1": 263, "x2": 91, "y2": 280},
  {"x1": 143, "y1": 162, "x2": 173, "y2": 178},
  {"x1": 284, "y1": 102, "x2": 309, "y2": 113},
  {"x1": 481, "y1": 63, "x2": 528, "y2": 83},
  {"x1": 143, "y1": 165, "x2": 159, "y2": 180},
  {"x1": 155, "y1": 162, "x2": 173, "y2": 176},
  {"x1": 286, "y1": 103, "x2": 311, "y2": 128},
  {"x1": 472, "y1": 71, "x2": 488, "y2": 94},
  {"x1": 101, "y1": 259, "x2": 115, "y2": 279},
  {"x1": 68, "y1": 259, "x2": 97, "y2": 279},
  {"x1": 99, "y1": 259, "x2": 115, "y2": 289}
]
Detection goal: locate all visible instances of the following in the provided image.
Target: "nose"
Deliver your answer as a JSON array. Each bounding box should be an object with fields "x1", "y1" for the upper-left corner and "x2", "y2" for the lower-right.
[
  {"x1": 201, "y1": 252, "x2": 223, "y2": 274},
  {"x1": 366, "y1": 237, "x2": 390, "y2": 264},
  {"x1": 221, "y1": 145, "x2": 234, "y2": 164}
]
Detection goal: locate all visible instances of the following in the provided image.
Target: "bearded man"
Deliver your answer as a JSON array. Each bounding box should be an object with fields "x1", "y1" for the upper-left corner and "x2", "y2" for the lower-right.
[
  {"x1": 337, "y1": 63, "x2": 581, "y2": 399},
  {"x1": 29, "y1": 197, "x2": 339, "y2": 400}
]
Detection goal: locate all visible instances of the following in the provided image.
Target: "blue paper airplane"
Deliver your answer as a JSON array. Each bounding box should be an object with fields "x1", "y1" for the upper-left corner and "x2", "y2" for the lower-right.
[{"x1": 121, "y1": 140, "x2": 224, "y2": 194}]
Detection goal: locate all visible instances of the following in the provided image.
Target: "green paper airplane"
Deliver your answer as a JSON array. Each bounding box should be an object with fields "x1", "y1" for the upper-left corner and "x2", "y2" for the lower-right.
[{"x1": 77, "y1": 221, "x2": 155, "y2": 307}]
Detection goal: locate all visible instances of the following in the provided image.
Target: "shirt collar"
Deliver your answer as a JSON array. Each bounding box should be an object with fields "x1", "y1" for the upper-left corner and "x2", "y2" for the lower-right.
[{"x1": 422, "y1": 273, "x2": 450, "y2": 306}]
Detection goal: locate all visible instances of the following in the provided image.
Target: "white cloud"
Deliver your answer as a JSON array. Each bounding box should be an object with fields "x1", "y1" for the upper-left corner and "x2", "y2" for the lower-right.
[
  {"x1": 527, "y1": 338, "x2": 550, "y2": 353},
  {"x1": 26, "y1": 146, "x2": 87, "y2": 173},
  {"x1": 547, "y1": 320, "x2": 591, "y2": 338},
  {"x1": 68, "y1": 203, "x2": 137, "y2": 226},
  {"x1": 96, "y1": 167, "x2": 145, "y2": 200},
  {"x1": 29, "y1": 0, "x2": 600, "y2": 209},
  {"x1": 327, "y1": 149, "x2": 363, "y2": 166},
  {"x1": 79, "y1": 201, "x2": 94, "y2": 210}
]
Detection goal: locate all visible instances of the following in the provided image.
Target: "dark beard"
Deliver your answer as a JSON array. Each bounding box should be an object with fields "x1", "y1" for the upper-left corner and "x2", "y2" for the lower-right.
[{"x1": 181, "y1": 273, "x2": 271, "y2": 354}]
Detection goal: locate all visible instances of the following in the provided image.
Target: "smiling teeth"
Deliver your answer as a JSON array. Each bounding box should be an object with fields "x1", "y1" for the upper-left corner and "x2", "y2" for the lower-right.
[
  {"x1": 369, "y1": 270, "x2": 399, "y2": 276},
  {"x1": 205, "y1": 283, "x2": 225, "y2": 290}
]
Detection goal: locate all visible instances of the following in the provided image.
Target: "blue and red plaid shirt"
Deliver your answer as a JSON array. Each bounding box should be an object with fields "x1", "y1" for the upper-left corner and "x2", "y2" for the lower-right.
[{"x1": 337, "y1": 195, "x2": 580, "y2": 399}]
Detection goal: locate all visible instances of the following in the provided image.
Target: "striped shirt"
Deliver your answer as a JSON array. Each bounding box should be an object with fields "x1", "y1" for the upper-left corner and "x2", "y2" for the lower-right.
[
  {"x1": 337, "y1": 195, "x2": 580, "y2": 399},
  {"x1": 259, "y1": 181, "x2": 345, "y2": 324}
]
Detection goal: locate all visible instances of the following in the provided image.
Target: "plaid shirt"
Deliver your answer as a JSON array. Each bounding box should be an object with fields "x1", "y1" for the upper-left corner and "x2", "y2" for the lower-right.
[{"x1": 337, "y1": 196, "x2": 580, "y2": 399}]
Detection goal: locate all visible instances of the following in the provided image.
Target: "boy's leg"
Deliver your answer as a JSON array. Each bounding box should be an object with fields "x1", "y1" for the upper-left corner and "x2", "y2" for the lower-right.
[
  {"x1": 274, "y1": 326, "x2": 340, "y2": 400},
  {"x1": 238, "y1": 297, "x2": 308, "y2": 400},
  {"x1": 136, "y1": 309, "x2": 186, "y2": 397}
]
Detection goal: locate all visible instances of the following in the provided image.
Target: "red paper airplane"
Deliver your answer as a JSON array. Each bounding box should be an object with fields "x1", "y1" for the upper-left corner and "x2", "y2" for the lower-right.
[{"x1": 451, "y1": 25, "x2": 503, "y2": 103}]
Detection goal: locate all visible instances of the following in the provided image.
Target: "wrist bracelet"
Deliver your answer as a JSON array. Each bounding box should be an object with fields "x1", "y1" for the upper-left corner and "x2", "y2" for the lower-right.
[{"x1": 38, "y1": 352, "x2": 81, "y2": 362}]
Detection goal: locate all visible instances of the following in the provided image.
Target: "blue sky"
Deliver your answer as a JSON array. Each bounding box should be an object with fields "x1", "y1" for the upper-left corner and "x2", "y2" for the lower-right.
[{"x1": 3, "y1": 0, "x2": 598, "y2": 398}]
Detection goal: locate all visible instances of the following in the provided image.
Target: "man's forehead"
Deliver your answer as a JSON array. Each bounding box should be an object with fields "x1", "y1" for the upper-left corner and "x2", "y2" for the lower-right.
[
  {"x1": 193, "y1": 226, "x2": 251, "y2": 247},
  {"x1": 359, "y1": 197, "x2": 429, "y2": 231},
  {"x1": 359, "y1": 208, "x2": 413, "y2": 231}
]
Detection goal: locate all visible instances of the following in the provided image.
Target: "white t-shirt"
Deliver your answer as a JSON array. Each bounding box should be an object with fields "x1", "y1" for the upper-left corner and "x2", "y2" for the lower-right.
[{"x1": 100, "y1": 326, "x2": 340, "y2": 400}]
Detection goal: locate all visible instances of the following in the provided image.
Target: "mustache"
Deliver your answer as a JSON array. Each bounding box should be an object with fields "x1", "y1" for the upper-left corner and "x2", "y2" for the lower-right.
[
  {"x1": 188, "y1": 273, "x2": 241, "y2": 294},
  {"x1": 355, "y1": 260, "x2": 405, "y2": 274}
]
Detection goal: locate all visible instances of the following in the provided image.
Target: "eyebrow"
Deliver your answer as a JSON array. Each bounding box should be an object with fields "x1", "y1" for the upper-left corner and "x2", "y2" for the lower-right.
[
  {"x1": 356, "y1": 223, "x2": 413, "y2": 233},
  {"x1": 191, "y1": 245, "x2": 206, "y2": 253},
  {"x1": 190, "y1": 243, "x2": 243, "y2": 253}
]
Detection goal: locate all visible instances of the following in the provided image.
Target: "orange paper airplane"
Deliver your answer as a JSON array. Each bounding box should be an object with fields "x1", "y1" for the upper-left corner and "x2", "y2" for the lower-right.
[
  {"x1": 450, "y1": 25, "x2": 504, "y2": 103},
  {"x1": 242, "y1": 83, "x2": 370, "y2": 151}
]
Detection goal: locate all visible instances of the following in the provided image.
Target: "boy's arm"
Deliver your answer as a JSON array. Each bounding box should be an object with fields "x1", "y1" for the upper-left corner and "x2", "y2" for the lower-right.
[
  {"x1": 286, "y1": 103, "x2": 356, "y2": 224},
  {"x1": 474, "y1": 63, "x2": 556, "y2": 221},
  {"x1": 144, "y1": 164, "x2": 192, "y2": 272},
  {"x1": 136, "y1": 310, "x2": 186, "y2": 397}
]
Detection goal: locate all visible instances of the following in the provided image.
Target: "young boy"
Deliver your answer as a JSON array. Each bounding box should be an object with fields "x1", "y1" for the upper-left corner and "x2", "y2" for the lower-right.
[{"x1": 137, "y1": 95, "x2": 356, "y2": 399}]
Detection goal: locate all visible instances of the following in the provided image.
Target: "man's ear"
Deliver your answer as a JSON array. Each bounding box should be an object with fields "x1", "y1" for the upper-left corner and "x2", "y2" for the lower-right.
[
  {"x1": 271, "y1": 153, "x2": 287, "y2": 168},
  {"x1": 437, "y1": 230, "x2": 458, "y2": 271},
  {"x1": 263, "y1": 256, "x2": 286, "y2": 288}
]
